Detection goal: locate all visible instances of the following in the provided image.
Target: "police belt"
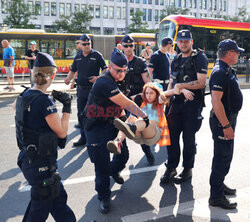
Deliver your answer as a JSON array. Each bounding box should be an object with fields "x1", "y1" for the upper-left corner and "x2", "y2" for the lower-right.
[{"x1": 153, "y1": 79, "x2": 169, "y2": 84}]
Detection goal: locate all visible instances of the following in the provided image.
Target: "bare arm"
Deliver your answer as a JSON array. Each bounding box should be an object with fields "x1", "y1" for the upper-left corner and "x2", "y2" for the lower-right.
[
  {"x1": 45, "y1": 113, "x2": 70, "y2": 138},
  {"x1": 109, "y1": 93, "x2": 147, "y2": 118},
  {"x1": 141, "y1": 71, "x2": 151, "y2": 83},
  {"x1": 148, "y1": 67, "x2": 153, "y2": 81},
  {"x1": 211, "y1": 90, "x2": 234, "y2": 140},
  {"x1": 64, "y1": 71, "x2": 75, "y2": 85}
]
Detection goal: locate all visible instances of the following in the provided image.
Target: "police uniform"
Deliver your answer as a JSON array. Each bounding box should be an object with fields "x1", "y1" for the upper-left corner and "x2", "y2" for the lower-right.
[
  {"x1": 209, "y1": 40, "x2": 243, "y2": 208},
  {"x1": 166, "y1": 31, "x2": 208, "y2": 174},
  {"x1": 84, "y1": 48, "x2": 129, "y2": 213},
  {"x1": 16, "y1": 53, "x2": 76, "y2": 221},
  {"x1": 71, "y1": 34, "x2": 107, "y2": 146}
]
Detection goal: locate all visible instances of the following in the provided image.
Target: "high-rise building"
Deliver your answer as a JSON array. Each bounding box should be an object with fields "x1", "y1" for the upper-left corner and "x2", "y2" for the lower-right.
[{"x1": 0, "y1": 0, "x2": 248, "y2": 34}]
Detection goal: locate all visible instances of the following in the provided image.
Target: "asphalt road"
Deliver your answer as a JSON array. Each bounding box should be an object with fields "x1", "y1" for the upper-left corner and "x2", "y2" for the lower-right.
[{"x1": 0, "y1": 90, "x2": 250, "y2": 222}]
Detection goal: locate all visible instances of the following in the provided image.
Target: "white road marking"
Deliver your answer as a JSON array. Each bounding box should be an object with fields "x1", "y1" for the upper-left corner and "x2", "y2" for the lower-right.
[
  {"x1": 121, "y1": 186, "x2": 250, "y2": 222},
  {"x1": 18, "y1": 164, "x2": 166, "y2": 192}
]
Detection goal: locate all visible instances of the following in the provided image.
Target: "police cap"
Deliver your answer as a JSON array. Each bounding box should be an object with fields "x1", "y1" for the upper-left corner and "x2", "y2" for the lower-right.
[
  {"x1": 121, "y1": 35, "x2": 134, "y2": 43},
  {"x1": 218, "y1": 39, "x2": 244, "y2": 52},
  {"x1": 176, "y1": 30, "x2": 192, "y2": 41},
  {"x1": 161, "y1": 37, "x2": 173, "y2": 46},
  {"x1": 34, "y1": 52, "x2": 56, "y2": 68},
  {"x1": 80, "y1": 34, "x2": 91, "y2": 41},
  {"x1": 75, "y1": 36, "x2": 81, "y2": 41},
  {"x1": 110, "y1": 48, "x2": 128, "y2": 68}
]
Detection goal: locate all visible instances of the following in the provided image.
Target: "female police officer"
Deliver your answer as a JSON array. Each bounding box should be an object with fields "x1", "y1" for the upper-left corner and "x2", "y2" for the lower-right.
[
  {"x1": 14, "y1": 52, "x2": 76, "y2": 222},
  {"x1": 84, "y1": 48, "x2": 149, "y2": 214}
]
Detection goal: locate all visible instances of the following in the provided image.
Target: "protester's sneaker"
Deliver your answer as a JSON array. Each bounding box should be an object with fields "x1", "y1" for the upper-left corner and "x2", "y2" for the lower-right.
[
  {"x1": 107, "y1": 138, "x2": 122, "y2": 154},
  {"x1": 3, "y1": 86, "x2": 10, "y2": 90},
  {"x1": 113, "y1": 118, "x2": 136, "y2": 139},
  {"x1": 9, "y1": 87, "x2": 15, "y2": 92}
]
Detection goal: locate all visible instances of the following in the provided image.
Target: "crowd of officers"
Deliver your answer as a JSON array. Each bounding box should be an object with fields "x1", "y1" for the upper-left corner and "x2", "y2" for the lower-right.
[{"x1": 14, "y1": 28, "x2": 244, "y2": 221}]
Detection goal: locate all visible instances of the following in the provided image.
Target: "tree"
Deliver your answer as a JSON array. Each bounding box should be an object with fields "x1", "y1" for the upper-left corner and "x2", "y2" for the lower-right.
[
  {"x1": 51, "y1": 9, "x2": 93, "y2": 33},
  {"x1": 128, "y1": 10, "x2": 150, "y2": 33},
  {"x1": 223, "y1": 6, "x2": 250, "y2": 23},
  {"x1": 160, "y1": 6, "x2": 190, "y2": 21},
  {"x1": 3, "y1": 0, "x2": 37, "y2": 29}
]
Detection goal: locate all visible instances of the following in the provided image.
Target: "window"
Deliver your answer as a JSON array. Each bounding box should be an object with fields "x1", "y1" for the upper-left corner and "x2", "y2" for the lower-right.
[
  {"x1": 194, "y1": 0, "x2": 197, "y2": 8},
  {"x1": 130, "y1": 0, "x2": 134, "y2": 2},
  {"x1": 148, "y1": 0, "x2": 152, "y2": 4},
  {"x1": 136, "y1": 0, "x2": 140, "y2": 3},
  {"x1": 28, "y1": 1, "x2": 34, "y2": 14},
  {"x1": 89, "y1": 27, "x2": 101, "y2": 34},
  {"x1": 220, "y1": 0, "x2": 222, "y2": 10},
  {"x1": 178, "y1": 0, "x2": 181, "y2": 7},
  {"x1": 81, "y1": 4, "x2": 86, "y2": 11},
  {"x1": 9, "y1": 39, "x2": 26, "y2": 59},
  {"x1": 155, "y1": 0, "x2": 159, "y2": 5},
  {"x1": 122, "y1": 7, "x2": 126, "y2": 19},
  {"x1": 117, "y1": 7, "x2": 121, "y2": 19},
  {"x1": 66, "y1": 3, "x2": 71, "y2": 16},
  {"x1": 51, "y1": 2, "x2": 56, "y2": 16},
  {"x1": 143, "y1": 0, "x2": 146, "y2": 4},
  {"x1": 95, "y1": 5, "x2": 100, "y2": 18},
  {"x1": 89, "y1": 5, "x2": 94, "y2": 17},
  {"x1": 35, "y1": 1, "x2": 41, "y2": 15},
  {"x1": 104, "y1": 27, "x2": 114, "y2": 35},
  {"x1": 155, "y1": 9, "x2": 159, "y2": 21},
  {"x1": 160, "y1": 0, "x2": 164, "y2": 5},
  {"x1": 190, "y1": 0, "x2": 192, "y2": 8},
  {"x1": 1, "y1": 0, "x2": 7, "y2": 14},
  {"x1": 200, "y1": 0, "x2": 202, "y2": 9},
  {"x1": 184, "y1": 0, "x2": 187, "y2": 7},
  {"x1": 44, "y1": 2, "x2": 49, "y2": 16},
  {"x1": 209, "y1": 0, "x2": 212, "y2": 9},
  {"x1": 148, "y1": 9, "x2": 152, "y2": 21},
  {"x1": 74, "y1": 4, "x2": 80, "y2": 12},
  {"x1": 109, "y1": 6, "x2": 114, "y2": 19},
  {"x1": 142, "y1": 8, "x2": 146, "y2": 21},
  {"x1": 41, "y1": 40, "x2": 64, "y2": 59},
  {"x1": 204, "y1": 0, "x2": 207, "y2": 9},
  {"x1": 59, "y1": 3, "x2": 65, "y2": 16},
  {"x1": 65, "y1": 40, "x2": 77, "y2": 58},
  {"x1": 104, "y1": 6, "x2": 108, "y2": 18},
  {"x1": 223, "y1": 0, "x2": 226, "y2": 11},
  {"x1": 214, "y1": 0, "x2": 217, "y2": 10},
  {"x1": 130, "y1": 8, "x2": 134, "y2": 18}
]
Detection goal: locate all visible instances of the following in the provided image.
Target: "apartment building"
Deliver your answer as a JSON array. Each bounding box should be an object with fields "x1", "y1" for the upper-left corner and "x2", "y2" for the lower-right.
[{"x1": 0, "y1": 0, "x2": 248, "y2": 34}]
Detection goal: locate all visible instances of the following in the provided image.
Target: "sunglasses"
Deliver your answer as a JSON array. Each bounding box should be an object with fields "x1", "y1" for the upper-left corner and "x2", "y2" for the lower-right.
[
  {"x1": 75, "y1": 42, "x2": 81, "y2": 45},
  {"x1": 122, "y1": 44, "x2": 134, "y2": 48},
  {"x1": 111, "y1": 65, "x2": 127, "y2": 74},
  {"x1": 82, "y1": 42, "x2": 90, "y2": 46}
]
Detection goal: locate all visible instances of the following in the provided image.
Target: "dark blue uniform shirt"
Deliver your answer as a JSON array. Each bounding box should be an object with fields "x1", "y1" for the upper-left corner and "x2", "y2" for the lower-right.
[
  {"x1": 209, "y1": 60, "x2": 243, "y2": 113},
  {"x1": 149, "y1": 50, "x2": 170, "y2": 80},
  {"x1": 70, "y1": 49, "x2": 107, "y2": 86},
  {"x1": 128, "y1": 55, "x2": 147, "y2": 74},
  {"x1": 23, "y1": 89, "x2": 57, "y2": 130}
]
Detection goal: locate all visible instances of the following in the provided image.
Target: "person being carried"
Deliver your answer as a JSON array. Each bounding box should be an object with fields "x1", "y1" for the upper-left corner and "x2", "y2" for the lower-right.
[{"x1": 107, "y1": 82, "x2": 180, "y2": 155}]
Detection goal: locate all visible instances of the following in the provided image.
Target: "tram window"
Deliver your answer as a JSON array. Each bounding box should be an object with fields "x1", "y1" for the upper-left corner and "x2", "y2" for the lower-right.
[
  {"x1": 9, "y1": 39, "x2": 26, "y2": 59},
  {"x1": 49, "y1": 40, "x2": 64, "y2": 58},
  {"x1": 65, "y1": 40, "x2": 77, "y2": 58}
]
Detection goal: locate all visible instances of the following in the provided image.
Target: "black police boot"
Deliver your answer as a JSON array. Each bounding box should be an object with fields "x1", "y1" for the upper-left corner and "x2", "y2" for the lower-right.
[
  {"x1": 99, "y1": 198, "x2": 111, "y2": 214},
  {"x1": 114, "y1": 118, "x2": 137, "y2": 139},
  {"x1": 73, "y1": 138, "x2": 86, "y2": 147},
  {"x1": 112, "y1": 173, "x2": 124, "y2": 184},
  {"x1": 74, "y1": 123, "x2": 81, "y2": 129},
  {"x1": 160, "y1": 168, "x2": 177, "y2": 184},
  {"x1": 173, "y1": 168, "x2": 192, "y2": 184},
  {"x1": 224, "y1": 184, "x2": 237, "y2": 196},
  {"x1": 209, "y1": 196, "x2": 237, "y2": 210},
  {"x1": 145, "y1": 151, "x2": 155, "y2": 166}
]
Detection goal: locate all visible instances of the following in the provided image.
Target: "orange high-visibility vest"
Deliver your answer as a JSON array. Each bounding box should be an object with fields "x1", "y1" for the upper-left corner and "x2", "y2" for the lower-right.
[{"x1": 140, "y1": 102, "x2": 171, "y2": 146}]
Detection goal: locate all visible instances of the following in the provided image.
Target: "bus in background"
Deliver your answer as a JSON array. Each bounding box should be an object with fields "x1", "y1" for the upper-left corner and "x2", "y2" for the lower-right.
[
  {"x1": 157, "y1": 15, "x2": 250, "y2": 76},
  {"x1": 0, "y1": 30, "x2": 156, "y2": 75}
]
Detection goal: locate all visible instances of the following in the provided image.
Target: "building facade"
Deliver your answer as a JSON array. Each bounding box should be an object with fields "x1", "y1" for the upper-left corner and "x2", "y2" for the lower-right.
[{"x1": 0, "y1": 0, "x2": 248, "y2": 34}]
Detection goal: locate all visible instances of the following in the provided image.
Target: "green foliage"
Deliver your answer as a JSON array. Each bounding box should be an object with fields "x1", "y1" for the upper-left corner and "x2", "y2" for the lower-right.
[
  {"x1": 51, "y1": 8, "x2": 93, "y2": 33},
  {"x1": 3, "y1": 0, "x2": 37, "y2": 29},
  {"x1": 160, "y1": 6, "x2": 190, "y2": 21},
  {"x1": 128, "y1": 10, "x2": 149, "y2": 33},
  {"x1": 223, "y1": 6, "x2": 250, "y2": 23}
]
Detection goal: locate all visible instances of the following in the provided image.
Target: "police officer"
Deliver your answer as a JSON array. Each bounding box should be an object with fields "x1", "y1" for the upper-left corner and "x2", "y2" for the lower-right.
[
  {"x1": 14, "y1": 52, "x2": 76, "y2": 221},
  {"x1": 121, "y1": 34, "x2": 154, "y2": 165},
  {"x1": 84, "y1": 48, "x2": 149, "y2": 214},
  {"x1": 65, "y1": 34, "x2": 107, "y2": 147},
  {"x1": 148, "y1": 37, "x2": 173, "y2": 91},
  {"x1": 208, "y1": 39, "x2": 244, "y2": 209},
  {"x1": 160, "y1": 30, "x2": 208, "y2": 184}
]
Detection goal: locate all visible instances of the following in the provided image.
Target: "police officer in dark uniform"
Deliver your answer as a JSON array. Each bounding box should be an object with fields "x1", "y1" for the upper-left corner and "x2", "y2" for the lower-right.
[
  {"x1": 160, "y1": 30, "x2": 208, "y2": 184},
  {"x1": 121, "y1": 35, "x2": 154, "y2": 165},
  {"x1": 14, "y1": 52, "x2": 76, "y2": 221},
  {"x1": 208, "y1": 39, "x2": 244, "y2": 209},
  {"x1": 148, "y1": 37, "x2": 173, "y2": 91},
  {"x1": 65, "y1": 34, "x2": 107, "y2": 147},
  {"x1": 84, "y1": 48, "x2": 149, "y2": 214}
]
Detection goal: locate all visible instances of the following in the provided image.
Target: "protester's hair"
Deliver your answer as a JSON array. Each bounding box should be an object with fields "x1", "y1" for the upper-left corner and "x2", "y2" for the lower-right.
[
  {"x1": 141, "y1": 82, "x2": 162, "y2": 109},
  {"x1": 217, "y1": 50, "x2": 228, "y2": 59},
  {"x1": 33, "y1": 66, "x2": 57, "y2": 85}
]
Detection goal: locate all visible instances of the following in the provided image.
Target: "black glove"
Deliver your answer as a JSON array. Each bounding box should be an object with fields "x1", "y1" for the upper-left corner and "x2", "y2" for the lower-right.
[
  {"x1": 58, "y1": 136, "x2": 67, "y2": 149},
  {"x1": 143, "y1": 116, "x2": 150, "y2": 128},
  {"x1": 51, "y1": 90, "x2": 73, "y2": 113}
]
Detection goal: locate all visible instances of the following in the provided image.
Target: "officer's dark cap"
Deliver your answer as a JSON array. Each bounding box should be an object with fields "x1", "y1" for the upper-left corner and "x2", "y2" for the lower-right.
[
  {"x1": 218, "y1": 39, "x2": 244, "y2": 52},
  {"x1": 121, "y1": 35, "x2": 134, "y2": 43},
  {"x1": 75, "y1": 36, "x2": 81, "y2": 41},
  {"x1": 110, "y1": 48, "x2": 128, "y2": 68},
  {"x1": 176, "y1": 30, "x2": 192, "y2": 41},
  {"x1": 161, "y1": 37, "x2": 173, "y2": 46},
  {"x1": 80, "y1": 34, "x2": 91, "y2": 42},
  {"x1": 34, "y1": 52, "x2": 56, "y2": 68}
]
